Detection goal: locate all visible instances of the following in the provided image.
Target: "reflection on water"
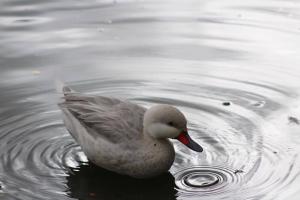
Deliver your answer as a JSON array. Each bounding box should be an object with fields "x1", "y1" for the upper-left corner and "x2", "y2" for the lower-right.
[
  {"x1": 67, "y1": 162, "x2": 176, "y2": 200},
  {"x1": 1, "y1": 0, "x2": 300, "y2": 199}
]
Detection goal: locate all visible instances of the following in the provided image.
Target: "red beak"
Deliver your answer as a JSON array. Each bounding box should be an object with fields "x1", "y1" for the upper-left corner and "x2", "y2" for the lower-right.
[{"x1": 176, "y1": 130, "x2": 203, "y2": 152}]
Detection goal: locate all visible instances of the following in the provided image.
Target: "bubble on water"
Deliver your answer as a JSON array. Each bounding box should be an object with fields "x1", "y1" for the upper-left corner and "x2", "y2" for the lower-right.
[
  {"x1": 252, "y1": 101, "x2": 265, "y2": 107},
  {"x1": 222, "y1": 102, "x2": 231, "y2": 106}
]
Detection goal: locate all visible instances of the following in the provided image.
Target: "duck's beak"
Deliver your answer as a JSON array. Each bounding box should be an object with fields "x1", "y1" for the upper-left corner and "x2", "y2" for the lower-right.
[{"x1": 176, "y1": 130, "x2": 203, "y2": 152}]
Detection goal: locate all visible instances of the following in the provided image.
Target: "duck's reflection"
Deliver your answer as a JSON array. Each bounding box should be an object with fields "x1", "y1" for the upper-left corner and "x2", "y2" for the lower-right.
[{"x1": 66, "y1": 162, "x2": 177, "y2": 200}]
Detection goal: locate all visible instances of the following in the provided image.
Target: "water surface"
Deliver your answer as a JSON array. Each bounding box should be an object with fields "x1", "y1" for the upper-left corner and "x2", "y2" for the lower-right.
[{"x1": 1, "y1": 0, "x2": 300, "y2": 199}]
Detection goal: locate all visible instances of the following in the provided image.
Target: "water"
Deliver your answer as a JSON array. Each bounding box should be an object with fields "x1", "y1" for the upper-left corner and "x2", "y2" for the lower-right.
[{"x1": 1, "y1": 0, "x2": 300, "y2": 199}]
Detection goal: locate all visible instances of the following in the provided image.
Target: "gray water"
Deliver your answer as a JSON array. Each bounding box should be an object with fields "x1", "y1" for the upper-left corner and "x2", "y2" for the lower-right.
[{"x1": 1, "y1": 0, "x2": 300, "y2": 199}]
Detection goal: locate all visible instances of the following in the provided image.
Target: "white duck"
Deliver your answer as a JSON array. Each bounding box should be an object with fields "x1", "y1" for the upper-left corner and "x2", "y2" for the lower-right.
[{"x1": 59, "y1": 86, "x2": 203, "y2": 178}]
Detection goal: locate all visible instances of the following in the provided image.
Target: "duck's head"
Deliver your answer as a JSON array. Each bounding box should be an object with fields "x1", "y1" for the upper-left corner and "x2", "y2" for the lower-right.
[{"x1": 143, "y1": 105, "x2": 203, "y2": 152}]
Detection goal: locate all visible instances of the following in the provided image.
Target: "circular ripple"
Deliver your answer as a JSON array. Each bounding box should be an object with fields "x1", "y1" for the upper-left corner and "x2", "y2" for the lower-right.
[
  {"x1": 184, "y1": 173, "x2": 219, "y2": 187},
  {"x1": 0, "y1": 109, "x2": 88, "y2": 199},
  {"x1": 174, "y1": 166, "x2": 242, "y2": 196}
]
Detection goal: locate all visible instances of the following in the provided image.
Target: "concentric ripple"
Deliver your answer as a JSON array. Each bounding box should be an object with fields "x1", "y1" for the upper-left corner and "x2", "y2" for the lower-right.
[
  {"x1": 184, "y1": 172, "x2": 219, "y2": 188},
  {"x1": 175, "y1": 166, "x2": 242, "y2": 194},
  {"x1": 1, "y1": 74, "x2": 300, "y2": 200},
  {"x1": 1, "y1": 0, "x2": 300, "y2": 199},
  {"x1": 0, "y1": 105, "x2": 87, "y2": 200}
]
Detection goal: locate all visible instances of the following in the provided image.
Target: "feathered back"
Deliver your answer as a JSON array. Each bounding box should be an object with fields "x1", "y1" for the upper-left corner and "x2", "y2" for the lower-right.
[{"x1": 59, "y1": 87, "x2": 146, "y2": 145}]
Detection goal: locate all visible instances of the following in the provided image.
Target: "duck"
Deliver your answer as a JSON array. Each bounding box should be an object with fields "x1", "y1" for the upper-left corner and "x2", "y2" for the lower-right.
[{"x1": 58, "y1": 86, "x2": 203, "y2": 178}]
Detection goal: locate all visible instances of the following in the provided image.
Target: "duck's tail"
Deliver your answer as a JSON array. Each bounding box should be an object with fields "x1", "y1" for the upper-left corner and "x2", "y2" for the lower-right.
[
  {"x1": 62, "y1": 86, "x2": 74, "y2": 94},
  {"x1": 55, "y1": 79, "x2": 75, "y2": 95}
]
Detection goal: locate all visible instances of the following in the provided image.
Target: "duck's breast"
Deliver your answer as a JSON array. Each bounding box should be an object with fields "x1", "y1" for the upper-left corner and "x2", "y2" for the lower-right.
[{"x1": 116, "y1": 138, "x2": 175, "y2": 178}]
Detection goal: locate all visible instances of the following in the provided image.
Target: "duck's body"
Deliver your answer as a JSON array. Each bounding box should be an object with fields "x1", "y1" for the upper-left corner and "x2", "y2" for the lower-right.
[{"x1": 59, "y1": 86, "x2": 202, "y2": 178}]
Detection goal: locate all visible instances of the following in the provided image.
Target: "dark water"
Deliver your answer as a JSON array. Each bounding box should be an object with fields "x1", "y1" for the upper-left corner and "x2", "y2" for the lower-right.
[{"x1": 1, "y1": 0, "x2": 300, "y2": 199}]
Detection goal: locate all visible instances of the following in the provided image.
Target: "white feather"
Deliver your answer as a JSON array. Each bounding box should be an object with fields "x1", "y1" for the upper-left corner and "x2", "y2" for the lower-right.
[{"x1": 147, "y1": 123, "x2": 180, "y2": 139}]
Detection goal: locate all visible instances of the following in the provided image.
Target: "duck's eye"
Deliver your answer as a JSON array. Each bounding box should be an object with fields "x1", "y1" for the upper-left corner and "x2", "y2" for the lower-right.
[{"x1": 168, "y1": 122, "x2": 174, "y2": 126}]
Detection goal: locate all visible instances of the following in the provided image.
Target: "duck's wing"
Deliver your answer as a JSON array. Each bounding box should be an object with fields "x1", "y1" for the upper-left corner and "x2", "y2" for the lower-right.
[{"x1": 58, "y1": 87, "x2": 146, "y2": 144}]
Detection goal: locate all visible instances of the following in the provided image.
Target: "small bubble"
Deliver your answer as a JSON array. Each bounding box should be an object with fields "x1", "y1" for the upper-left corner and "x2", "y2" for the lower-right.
[
  {"x1": 222, "y1": 102, "x2": 231, "y2": 106},
  {"x1": 288, "y1": 116, "x2": 300, "y2": 125},
  {"x1": 234, "y1": 169, "x2": 244, "y2": 174},
  {"x1": 252, "y1": 101, "x2": 265, "y2": 107}
]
